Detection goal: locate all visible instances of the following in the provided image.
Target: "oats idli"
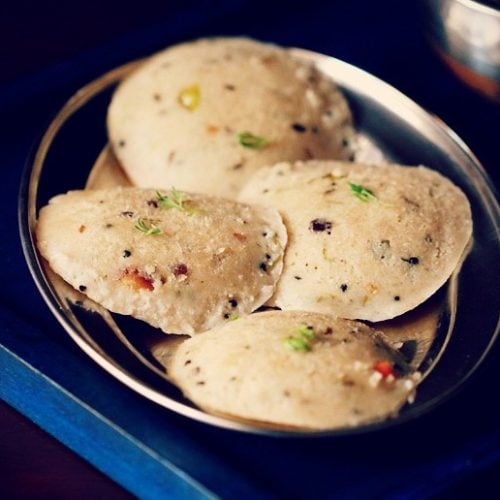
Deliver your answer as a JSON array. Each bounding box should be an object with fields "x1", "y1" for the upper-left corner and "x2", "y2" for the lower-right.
[
  {"x1": 169, "y1": 310, "x2": 419, "y2": 430},
  {"x1": 36, "y1": 187, "x2": 286, "y2": 334},
  {"x1": 239, "y1": 160, "x2": 472, "y2": 321},
  {"x1": 107, "y1": 37, "x2": 354, "y2": 199}
]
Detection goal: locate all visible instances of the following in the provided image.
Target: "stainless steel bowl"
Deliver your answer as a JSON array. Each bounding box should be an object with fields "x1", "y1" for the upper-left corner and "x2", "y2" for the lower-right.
[
  {"x1": 422, "y1": 0, "x2": 500, "y2": 100},
  {"x1": 19, "y1": 49, "x2": 500, "y2": 436}
]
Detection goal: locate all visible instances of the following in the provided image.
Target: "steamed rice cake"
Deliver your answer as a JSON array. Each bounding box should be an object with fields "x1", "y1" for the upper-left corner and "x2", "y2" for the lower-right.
[
  {"x1": 36, "y1": 187, "x2": 287, "y2": 334},
  {"x1": 239, "y1": 160, "x2": 472, "y2": 321},
  {"x1": 107, "y1": 37, "x2": 354, "y2": 199}
]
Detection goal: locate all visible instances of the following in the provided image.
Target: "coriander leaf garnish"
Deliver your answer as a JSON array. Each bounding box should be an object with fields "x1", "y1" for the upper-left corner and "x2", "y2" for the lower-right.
[
  {"x1": 156, "y1": 188, "x2": 197, "y2": 216},
  {"x1": 284, "y1": 337, "x2": 311, "y2": 352},
  {"x1": 178, "y1": 84, "x2": 200, "y2": 111},
  {"x1": 348, "y1": 181, "x2": 377, "y2": 202},
  {"x1": 284, "y1": 324, "x2": 315, "y2": 352},
  {"x1": 156, "y1": 188, "x2": 183, "y2": 210},
  {"x1": 228, "y1": 313, "x2": 239, "y2": 321},
  {"x1": 237, "y1": 132, "x2": 269, "y2": 149},
  {"x1": 135, "y1": 218, "x2": 161, "y2": 235},
  {"x1": 296, "y1": 324, "x2": 314, "y2": 340}
]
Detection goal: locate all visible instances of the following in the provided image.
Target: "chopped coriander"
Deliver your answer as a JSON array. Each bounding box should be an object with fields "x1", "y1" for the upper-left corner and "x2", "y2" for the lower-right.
[
  {"x1": 348, "y1": 181, "x2": 377, "y2": 202},
  {"x1": 297, "y1": 324, "x2": 314, "y2": 340},
  {"x1": 237, "y1": 132, "x2": 269, "y2": 149},
  {"x1": 178, "y1": 84, "x2": 200, "y2": 111},
  {"x1": 156, "y1": 188, "x2": 197, "y2": 216},
  {"x1": 135, "y1": 218, "x2": 161, "y2": 235},
  {"x1": 228, "y1": 313, "x2": 239, "y2": 321},
  {"x1": 284, "y1": 324, "x2": 315, "y2": 352},
  {"x1": 284, "y1": 337, "x2": 311, "y2": 352}
]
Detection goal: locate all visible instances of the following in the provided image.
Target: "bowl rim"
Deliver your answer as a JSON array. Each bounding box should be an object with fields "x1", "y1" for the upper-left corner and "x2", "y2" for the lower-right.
[{"x1": 454, "y1": 0, "x2": 500, "y2": 17}]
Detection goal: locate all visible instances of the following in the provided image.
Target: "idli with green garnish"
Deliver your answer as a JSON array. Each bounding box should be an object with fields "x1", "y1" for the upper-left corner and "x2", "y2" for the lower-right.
[
  {"x1": 169, "y1": 310, "x2": 420, "y2": 430},
  {"x1": 239, "y1": 160, "x2": 472, "y2": 321},
  {"x1": 107, "y1": 37, "x2": 354, "y2": 199},
  {"x1": 36, "y1": 186, "x2": 286, "y2": 334}
]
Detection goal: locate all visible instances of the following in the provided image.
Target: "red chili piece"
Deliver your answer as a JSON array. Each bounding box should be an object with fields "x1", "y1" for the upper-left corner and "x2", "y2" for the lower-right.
[
  {"x1": 173, "y1": 263, "x2": 189, "y2": 276},
  {"x1": 120, "y1": 268, "x2": 154, "y2": 291},
  {"x1": 374, "y1": 360, "x2": 395, "y2": 378}
]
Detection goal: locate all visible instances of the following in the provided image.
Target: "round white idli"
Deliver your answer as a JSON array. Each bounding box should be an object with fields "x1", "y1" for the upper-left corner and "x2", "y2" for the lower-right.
[
  {"x1": 107, "y1": 37, "x2": 354, "y2": 199},
  {"x1": 36, "y1": 187, "x2": 287, "y2": 334},
  {"x1": 169, "y1": 310, "x2": 419, "y2": 430},
  {"x1": 238, "y1": 160, "x2": 472, "y2": 321}
]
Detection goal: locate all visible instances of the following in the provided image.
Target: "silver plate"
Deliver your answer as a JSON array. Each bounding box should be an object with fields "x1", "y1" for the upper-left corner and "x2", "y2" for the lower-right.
[{"x1": 19, "y1": 50, "x2": 500, "y2": 436}]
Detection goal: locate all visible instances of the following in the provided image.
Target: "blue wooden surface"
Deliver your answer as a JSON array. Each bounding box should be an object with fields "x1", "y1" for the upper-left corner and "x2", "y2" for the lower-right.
[{"x1": 1, "y1": 1, "x2": 499, "y2": 497}]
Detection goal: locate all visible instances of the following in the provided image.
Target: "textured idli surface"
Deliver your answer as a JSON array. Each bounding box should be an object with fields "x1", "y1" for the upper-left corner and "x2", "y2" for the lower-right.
[
  {"x1": 36, "y1": 187, "x2": 286, "y2": 334},
  {"x1": 239, "y1": 160, "x2": 472, "y2": 321},
  {"x1": 107, "y1": 37, "x2": 354, "y2": 199},
  {"x1": 169, "y1": 310, "x2": 419, "y2": 430}
]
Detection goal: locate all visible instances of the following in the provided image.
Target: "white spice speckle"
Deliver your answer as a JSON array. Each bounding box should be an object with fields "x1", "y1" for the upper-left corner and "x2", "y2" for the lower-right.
[
  {"x1": 403, "y1": 379, "x2": 414, "y2": 391},
  {"x1": 144, "y1": 264, "x2": 156, "y2": 274},
  {"x1": 353, "y1": 361, "x2": 365, "y2": 371},
  {"x1": 294, "y1": 66, "x2": 308, "y2": 81},
  {"x1": 321, "y1": 114, "x2": 334, "y2": 128},
  {"x1": 368, "y1": 371, "x2": 383, "y2": 388},
  {"x1": 305, "y1": 89, "x2": 319, "y2": 108}
]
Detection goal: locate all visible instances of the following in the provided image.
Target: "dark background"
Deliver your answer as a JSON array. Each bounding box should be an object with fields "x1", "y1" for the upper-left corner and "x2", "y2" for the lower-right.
[
  {"x1": 0, "y1": 1, "x2": 191, "y2": 86},
  {"x1": 1, "y1": 0, "x2": 499, "y2": 498}
]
